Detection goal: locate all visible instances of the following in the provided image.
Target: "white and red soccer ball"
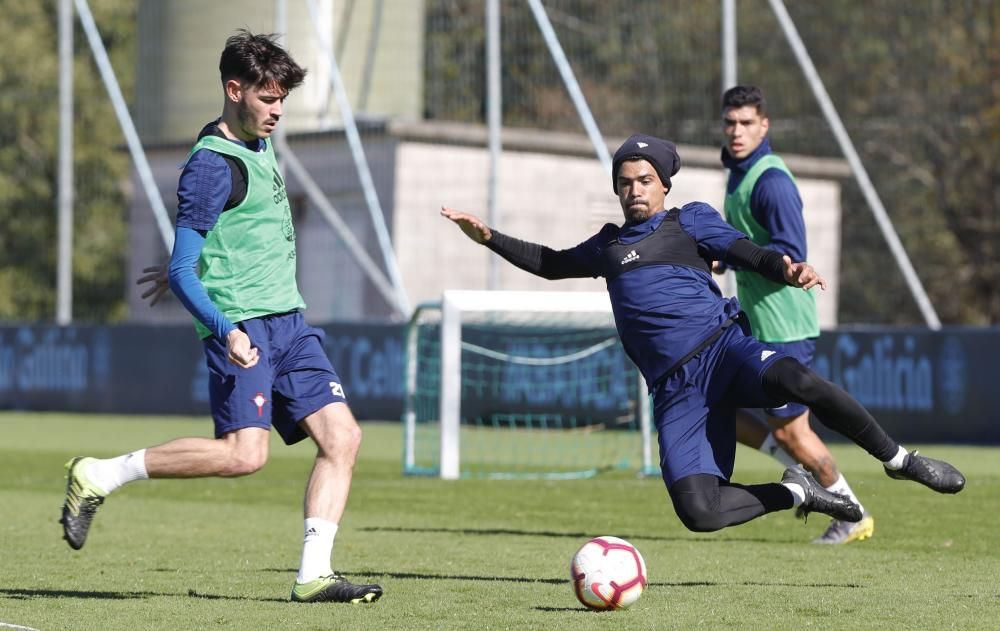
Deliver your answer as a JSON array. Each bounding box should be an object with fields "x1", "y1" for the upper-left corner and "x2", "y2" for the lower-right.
[{"x1": 570, "y1": 535, "x2": 647, "y2": 610}]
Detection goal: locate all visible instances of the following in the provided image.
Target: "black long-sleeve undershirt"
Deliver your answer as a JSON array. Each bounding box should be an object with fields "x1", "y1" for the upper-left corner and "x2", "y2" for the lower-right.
[
  {"x1": 484, "y1": 230, "x2": 593, "y2": 280},
  {"x1": 484, "y1": 229, "x2": 792, "y2": 286},
  {"x1": 724, "y1": 237, "x2": 790, "y2": 285}
]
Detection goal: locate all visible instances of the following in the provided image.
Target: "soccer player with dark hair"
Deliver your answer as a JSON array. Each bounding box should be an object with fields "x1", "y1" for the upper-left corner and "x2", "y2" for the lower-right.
[
  {"x1": 60, "y1": 30, "x2": 382, "y2": 604},
  {"x1": 719, "y1": 84, "x2": 875, "y2": 544},
  {"x1": 442, "y1": 134, "x2": 965, "y2": 533}
]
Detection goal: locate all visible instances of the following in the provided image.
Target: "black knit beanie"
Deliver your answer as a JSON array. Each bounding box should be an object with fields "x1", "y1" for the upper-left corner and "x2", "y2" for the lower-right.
[{"x1": 611, "y1": 134, "x2": 681, "y2": 193}]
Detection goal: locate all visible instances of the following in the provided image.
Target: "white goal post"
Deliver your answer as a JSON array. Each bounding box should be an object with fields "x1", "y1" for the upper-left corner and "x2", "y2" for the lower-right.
[{"x1": 403, "y1": 289, "x2": 654, "y2": 480}]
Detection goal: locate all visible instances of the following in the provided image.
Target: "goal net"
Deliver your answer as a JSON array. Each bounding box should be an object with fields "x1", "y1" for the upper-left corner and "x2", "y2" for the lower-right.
[{"x1": 403, "y1": 290, "x2": 654, "y2": 479}]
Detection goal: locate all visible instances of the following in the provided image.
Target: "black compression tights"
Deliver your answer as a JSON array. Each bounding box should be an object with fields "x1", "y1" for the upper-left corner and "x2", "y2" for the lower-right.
[
  {"x1": 669, "y1": 474, "x2": 793, "y2": 532},
  {"x1": 762, "y1": 357, "x2": 899, "y2": 461}
]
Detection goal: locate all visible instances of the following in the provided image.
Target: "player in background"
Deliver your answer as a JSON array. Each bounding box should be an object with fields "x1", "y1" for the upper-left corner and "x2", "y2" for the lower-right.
[
  {"x1": 718, "y1": 85, "x2": 875, "y2": 544},
  {"x1": 59, "y1": 30, "x2": 382, "y2": 605},
  {"x1": 442, "y1": 133, "x2": 965, "y2": 534}
]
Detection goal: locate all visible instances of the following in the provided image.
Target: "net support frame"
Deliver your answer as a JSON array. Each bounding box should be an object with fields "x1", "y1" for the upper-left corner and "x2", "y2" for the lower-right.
[{"x1": 423, "y1": 289, "x2": 652, "y2": 480}]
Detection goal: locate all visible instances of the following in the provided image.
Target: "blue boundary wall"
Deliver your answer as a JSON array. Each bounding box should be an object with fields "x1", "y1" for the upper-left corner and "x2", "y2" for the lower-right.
[
  {"x1": 0, "y1": 322, "x2": 995, "y2": 443},
  {"x1": 0, "y1": 322, "x2": 404, "y2": 421}
]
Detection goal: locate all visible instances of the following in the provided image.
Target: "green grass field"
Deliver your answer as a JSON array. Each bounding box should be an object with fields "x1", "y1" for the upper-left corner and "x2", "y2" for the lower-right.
[{"x1": 1, "y1": 412, "x2": 998, "y2": 630}]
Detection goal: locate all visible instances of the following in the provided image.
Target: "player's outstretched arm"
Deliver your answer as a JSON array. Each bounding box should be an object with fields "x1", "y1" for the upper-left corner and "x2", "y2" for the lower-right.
[
  {"x1": 441, "y1": 205, "x2": 598, "y2": 280},
  {"x1": 137, "y1": 263, "x2": 171, "y2": 306},
  {"x1": 724, "y1": 239, "x2": 825, "y2": 291},
  {"x1": 441, "y1": 206, "x2": 492, "y2": 243},
  {"x1": 782, "y1": 255, "x2": 827, "y2": 291}
]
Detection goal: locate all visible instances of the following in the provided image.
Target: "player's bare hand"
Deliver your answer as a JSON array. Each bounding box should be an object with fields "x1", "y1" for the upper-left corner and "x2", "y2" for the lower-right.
[
  {"x1": 226, "y1": 329, "x2": 260, "y2": 369},
  {"x1": 137, "y1": 264, "x2": 171, "y2": 306},
  {"x1": 783, "y1": 255, "x2": 827, "y2": 290},
  {"x1": 441, "y1": 206, "x2": 492, "y2": 244},
  {"x1": 711, "y1": 260, "x2": 724, "y2": 275}
]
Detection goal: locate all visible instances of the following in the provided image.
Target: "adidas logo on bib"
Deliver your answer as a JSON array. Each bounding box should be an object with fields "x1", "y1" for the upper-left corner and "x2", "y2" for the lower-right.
[{"x1": 621, "y1": 250, "x2": 640, "y2": 265}]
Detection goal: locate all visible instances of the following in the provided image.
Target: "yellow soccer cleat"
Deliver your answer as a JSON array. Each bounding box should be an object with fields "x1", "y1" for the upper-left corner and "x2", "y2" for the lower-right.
[{"x1": 812, "y1": 513, "x2": 875, "y2": 545}]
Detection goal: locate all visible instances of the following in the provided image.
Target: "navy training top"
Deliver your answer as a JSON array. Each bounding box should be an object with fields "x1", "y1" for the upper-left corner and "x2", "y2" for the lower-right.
[{"x1": 511, "y1": 202, "x2": 748, "y2": 385}]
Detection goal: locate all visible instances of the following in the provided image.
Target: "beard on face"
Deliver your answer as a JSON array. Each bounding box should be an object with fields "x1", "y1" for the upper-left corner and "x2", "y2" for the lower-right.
[
  {"x1": 236, "y1": 98, "x2": 265, "y2": 138},
  {"x1": 622, "y1": 201, "x2": 651, "y2": 223}
]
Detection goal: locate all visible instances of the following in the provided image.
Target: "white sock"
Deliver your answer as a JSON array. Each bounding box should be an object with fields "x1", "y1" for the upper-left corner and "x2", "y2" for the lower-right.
[
  {"x1": 85, "y1": 450, "x2": 149, "y2": 494},
  {"x1": 759, "y1": 433, "x2": 799, "y2": 468},
  {"x1": 296, "y1": 518, "x2": 337, "y2": 583},
  {"x1": 782, "y1": 482, "x2": 806, "y2": 507},
  {"x1": 825, "y1": 474, "x2": 865, "y2": 514},
  {"x1": 883, "y1": 446, "x2": 908, "y2": 470}
]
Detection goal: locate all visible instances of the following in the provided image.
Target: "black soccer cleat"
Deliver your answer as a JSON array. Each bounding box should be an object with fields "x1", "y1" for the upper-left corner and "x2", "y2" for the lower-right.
[
  {"x1": 60, "y1": 457, "x2": 106, "y2": 550},
  {"x1": 782, "y1": 466, "x2": 862, "y2": 523},
  {"x1": 291, "y1": 573, "x2": 383, "y2": 604},
  {"x1": 884, "y1": 451, "x2": 965, "y2": 494}
]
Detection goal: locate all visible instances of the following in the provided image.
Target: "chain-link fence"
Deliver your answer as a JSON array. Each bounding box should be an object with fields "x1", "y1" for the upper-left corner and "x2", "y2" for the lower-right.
[
  {"x1": 2, "y1": 0, "x2": 996, "y2": 324},
  {"x1": 424, "y1": 0, "x2": 997, "y2": 325}
]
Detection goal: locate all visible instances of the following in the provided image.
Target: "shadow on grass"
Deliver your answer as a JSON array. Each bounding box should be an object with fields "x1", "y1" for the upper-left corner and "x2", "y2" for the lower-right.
[
  {"x1": 0, "y1": 588, "x2": 286, "y2": 604},
  {"x1": 357, "y1": 525, "x2": 782, "y2": 545},
  {"x1": 533, "y1": 579, "x2": 865, "y2": 612},
  {"x1": 258, "y1": 570, "x2": 861, "y2": 590},
  {"x1": 185, "y1": 590, "x2": 287, "y2": 603},
  {"x1": 0, "y1": 588, "x2": 159, "y2": 601},
  {"x1": 260, "y1": 568, "x2": 565, "y2": 584}
]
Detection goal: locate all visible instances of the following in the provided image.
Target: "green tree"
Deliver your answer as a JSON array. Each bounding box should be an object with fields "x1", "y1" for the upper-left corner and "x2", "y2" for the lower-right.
[{"x1": 0, "y1": 0, "x2": 134, "y2": 322}]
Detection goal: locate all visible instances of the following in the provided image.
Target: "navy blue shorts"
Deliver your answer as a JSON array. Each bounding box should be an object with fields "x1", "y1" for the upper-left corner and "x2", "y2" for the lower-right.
[
  {"x1": 758, "y1": 338, "x2": 816, "y2": 418},
  {"x1": 653, "y1": 321, "x2": 788, "y2": 487},
  {"x1": 202, "y1": 311, "x2": 346, "y2": 445}
]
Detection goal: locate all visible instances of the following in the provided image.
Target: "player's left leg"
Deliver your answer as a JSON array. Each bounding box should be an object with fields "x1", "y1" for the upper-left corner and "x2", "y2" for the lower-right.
[
  {"x1": 267, "y1": 314, "x2": 381, "y2": 604},
  {"x1": 761, "y1": 357, "x2": 965, "y2": 493},
  {"x1": 290, "y1": 402, "x2": 381, "y2": 604}
]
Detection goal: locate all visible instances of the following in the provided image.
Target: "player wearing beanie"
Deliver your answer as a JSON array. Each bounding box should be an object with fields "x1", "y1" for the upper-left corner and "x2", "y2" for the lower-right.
[{"x1": 441, "y1": 134, "x2": 964, "y2": 533}]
